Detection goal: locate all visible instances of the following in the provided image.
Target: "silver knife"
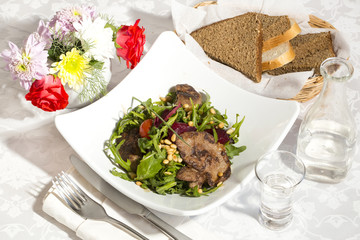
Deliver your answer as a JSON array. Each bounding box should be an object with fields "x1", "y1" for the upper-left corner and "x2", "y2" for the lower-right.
[{"x1": 70, "y1": 154, "x2": 192, "y2": 240}]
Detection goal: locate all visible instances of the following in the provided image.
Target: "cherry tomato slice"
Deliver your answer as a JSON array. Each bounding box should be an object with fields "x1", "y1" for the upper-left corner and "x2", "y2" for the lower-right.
[{"x1": 139, "y1": 119, "x2": 153, "y2": 139}]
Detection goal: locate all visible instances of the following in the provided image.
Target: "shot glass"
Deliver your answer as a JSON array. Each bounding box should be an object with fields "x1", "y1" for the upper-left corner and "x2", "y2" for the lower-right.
[{"x1": 255, "y1": 150, "x2": 305, "y2": 230}]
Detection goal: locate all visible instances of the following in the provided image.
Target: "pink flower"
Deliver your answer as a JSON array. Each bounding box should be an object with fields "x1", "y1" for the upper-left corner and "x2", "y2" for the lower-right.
[
  {"x1": 49, "y1": 5, "x2": 97, "y2": 37},
  {"x1": 35, "y1": 20, "x2": 52, "y2": 48},
  {"x1": 115, "y1": 19, "x2": 145, "y2": 69},
  {"x1": 0, "y1": 34, "x2": 49, "y2": 90},
  {"x1": 25, "y1": 75, "x2": 68, "y2": 112}
]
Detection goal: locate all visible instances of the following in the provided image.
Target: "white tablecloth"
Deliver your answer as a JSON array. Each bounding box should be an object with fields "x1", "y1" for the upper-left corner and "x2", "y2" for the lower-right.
[{"x1": 1, "y1": 0, "x2": 360, "y2": 239}]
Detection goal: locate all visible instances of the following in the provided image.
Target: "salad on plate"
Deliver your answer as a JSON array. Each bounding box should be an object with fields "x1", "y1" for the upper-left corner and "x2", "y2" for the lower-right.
[{"x1": 104, "y1": 84, "x2": 246, "y2": 197}]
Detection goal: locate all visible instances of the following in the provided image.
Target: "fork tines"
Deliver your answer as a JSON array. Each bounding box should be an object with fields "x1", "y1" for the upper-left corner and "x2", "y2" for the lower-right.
[{"x1": 52, "y1": 171, "x2": 87, "y2": 211}]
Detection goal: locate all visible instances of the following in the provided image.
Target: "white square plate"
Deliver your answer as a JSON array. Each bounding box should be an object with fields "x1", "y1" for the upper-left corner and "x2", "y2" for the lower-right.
[{"x1": 55, "y1": 31, "x2": 299, "y2": 216}]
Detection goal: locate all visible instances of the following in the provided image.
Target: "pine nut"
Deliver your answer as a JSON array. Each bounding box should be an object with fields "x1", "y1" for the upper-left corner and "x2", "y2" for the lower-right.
[
  {"x1": 218, "y1": 122, "x2": 225, "y2": 129},
  {"x1": 217, "y1": 181, "x2": 223, "y2": 187},
  {"x1": 129, "y1": 172, "x2": 136, "y2": 179},
  {"x1": 160, "y1": 96, "x2": 167, "y2": 102},
  {"x1": 177, "y1": 157, "x2": 183, "y2": 163},
  {"x1": 198, "y1": 189, "x2": 203, "y2": 194},
  {"x1": 210, "y1": 108, "x2": 216, "y2": 114},
  {"x1": 167, "y1": 154, "x2": 173, "y2": 161},
  {"x1": 164, "y1": 171, "x2": 172, "y2": 175},
  {"x1": 135, "y1": 181, "x2": 142, "y2": 186},
  {"x1": 170, "y1": 144, "x2": 177, "y2": 149},
  {"x1": 163, "y1": 159, "x2": 169, "y2": 164},
  {"x1": 218, "y1": 172, "x2": 223, "y2": 177},
  {"x1": 188, "y1": 121, "x2": 194, "y2": 127},
  {"x1": 165, "y1": 95, "x2": 172, "y2": 102},
  {"x1": 226, "y1": 128, "x2": 235, "y2": 135},
  {"x1": 164, "y1": 139, "x2": 172, "y2": 145},
  {"x1": 167, "y1": 148, "x2": 175, "y2": 154}
]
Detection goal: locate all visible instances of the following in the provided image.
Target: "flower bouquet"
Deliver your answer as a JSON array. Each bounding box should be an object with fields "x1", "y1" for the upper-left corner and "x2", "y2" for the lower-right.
[{"x1": 1, "y1": 5, "x2": 145, "y2": 112}]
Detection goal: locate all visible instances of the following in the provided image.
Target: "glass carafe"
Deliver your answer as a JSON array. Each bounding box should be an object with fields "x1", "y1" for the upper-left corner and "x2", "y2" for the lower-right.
[{"x1": 296, "y1": 57, "x2": 357, "y2": 183}]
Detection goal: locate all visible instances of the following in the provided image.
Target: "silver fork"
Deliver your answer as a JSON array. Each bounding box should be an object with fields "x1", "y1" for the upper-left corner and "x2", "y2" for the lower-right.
[{"x1": 52, "y1": 171, "x2": 149, "y2": 240}]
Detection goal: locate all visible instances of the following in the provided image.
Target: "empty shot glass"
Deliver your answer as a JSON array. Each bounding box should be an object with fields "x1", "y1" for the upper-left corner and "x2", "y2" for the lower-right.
[{"x1": 255, "y1": 150, "x2": 305, "y2": 230}]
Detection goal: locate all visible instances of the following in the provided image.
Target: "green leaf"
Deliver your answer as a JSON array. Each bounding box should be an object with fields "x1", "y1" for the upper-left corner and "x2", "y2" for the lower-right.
[
  {"x1": 108, "y1": 139, "x2": 132, "y2": 172},
  {"x1": 105, "y1": 22, "x2": 118, "y2": 34},
  {"x1": 110, "y1": 168, "x2": 131, "y2": 181},
  {"x1": 136, "y1": 152, "x2": 164, "y2": 180},
  {"x1": 89, "y1": 59, "x2": 104, "y2": 70},
  {"x1": 225, "y1": 144, "x2": 246, "y2": 159},
  {"x1": 48, "y1": 36, "x2": 83, "y2": 62},
  {"x1": 230, "y1": 115, "x2": 245, "y2": 141},
  {"x1": 78, "y1": 67, "x2": 108, "y2": 103},
  {"x1": 138, "y1": 137, "x2": 153, "y2": 153},
  {"x1": 156, "y1": 181, "x2": 177, "y2": 195}
]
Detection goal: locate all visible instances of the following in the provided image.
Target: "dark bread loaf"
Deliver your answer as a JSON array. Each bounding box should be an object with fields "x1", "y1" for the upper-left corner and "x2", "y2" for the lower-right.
[
  {"x1": 266, "y1": 32, "x2": 336, "y2": 75},
  {"x1": 190, "y1": 12, "x2": 263, "y2": 83}
]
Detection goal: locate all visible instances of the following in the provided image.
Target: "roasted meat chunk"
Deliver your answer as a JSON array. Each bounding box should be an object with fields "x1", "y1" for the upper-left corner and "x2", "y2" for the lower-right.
[
  {"x1": 175, "y1": 84, "x2": 202, "y2": 107},
  {"x1": 116, "y1": 128, "x2": 142, "y2": 172},
  {"x1": 175, "y1": 131, "x2": 231, "y2": 188},
  {"x1": 176, "y1": 166, "x2": 207, "y2": 188}
]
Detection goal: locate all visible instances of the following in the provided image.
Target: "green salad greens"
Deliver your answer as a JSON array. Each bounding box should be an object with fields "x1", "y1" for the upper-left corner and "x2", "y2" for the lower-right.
[{"x1": 104, "y1": 89, "x2": 246, "y2": 197}]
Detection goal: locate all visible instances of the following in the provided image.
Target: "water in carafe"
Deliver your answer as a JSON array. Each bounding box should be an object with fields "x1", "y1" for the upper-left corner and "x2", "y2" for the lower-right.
[{"x1": 297, "y1": 57, "x2": 357, "y2": 183}]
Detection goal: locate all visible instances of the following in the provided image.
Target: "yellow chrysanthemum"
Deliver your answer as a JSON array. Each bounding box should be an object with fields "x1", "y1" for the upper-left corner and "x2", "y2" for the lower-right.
[{"x1": 50, "y1": 48, "x2": 90, "y2": 90}]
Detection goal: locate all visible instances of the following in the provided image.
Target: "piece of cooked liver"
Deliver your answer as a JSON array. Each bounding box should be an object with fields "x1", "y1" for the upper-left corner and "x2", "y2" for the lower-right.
[
  {"x1": 175, "y1": 84, "x2": 202, "y2": 107},
  {"x1": 176, "y1": 131, "x2": 231, "y2": 188},
  {"x1": 116, "y1": 128, "x2": 142, "y2": 172}
]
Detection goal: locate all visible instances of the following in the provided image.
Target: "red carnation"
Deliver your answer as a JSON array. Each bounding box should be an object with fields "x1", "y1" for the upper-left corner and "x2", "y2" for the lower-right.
[
  {"x1": 116, "y1": 19, "x2": 145, "y2": 69},
  {"x1": 25, "y1": 75, "x2": 69, "y2": 112}
]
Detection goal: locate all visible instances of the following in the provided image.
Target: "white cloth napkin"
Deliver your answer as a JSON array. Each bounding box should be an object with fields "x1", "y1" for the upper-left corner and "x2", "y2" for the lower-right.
[
  {"x1": 171, "y1": 0, "x2": 350, "y2": 100},
  {"x1": 42, "y1": 167, "x2": 219, "y2": 240}
]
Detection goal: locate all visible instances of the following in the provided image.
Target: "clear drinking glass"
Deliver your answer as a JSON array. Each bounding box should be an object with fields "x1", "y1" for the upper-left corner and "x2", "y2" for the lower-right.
[
  {"x1": 296, "y1": 57, "x2": 357, "y2": 183},
  {"x1": 255, "y1": 150, "x2": 305, "y2": 230}
]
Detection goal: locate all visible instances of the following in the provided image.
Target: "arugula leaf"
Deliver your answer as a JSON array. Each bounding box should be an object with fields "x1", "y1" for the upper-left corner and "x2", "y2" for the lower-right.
[
  {"x1": 138, "y1": 137, "x2": 153, "y2": 153},
  {"x1": 225, "y1": 144, "x2": 246, "y2": 159},
  {"x1": 156, "y1": 182, "x2": 177, "y2": 195},
  {"x1": 110, "y1": 168, "x2": 132, "y2": 181},
  {"x1": 104, "y1": 134, "x2": 132, "y2": 172},
  {"x1": 230, "y1": 115, "x2": 245, "y2": 141},
  {"x1": 136, "y1": 152, "x2": 164, "y2": 180}
]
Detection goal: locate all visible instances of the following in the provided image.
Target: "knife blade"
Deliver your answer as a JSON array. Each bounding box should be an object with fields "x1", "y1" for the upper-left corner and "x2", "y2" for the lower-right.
[{"x1": 70, "y1": 154, "x2": 192, "y2": 240}]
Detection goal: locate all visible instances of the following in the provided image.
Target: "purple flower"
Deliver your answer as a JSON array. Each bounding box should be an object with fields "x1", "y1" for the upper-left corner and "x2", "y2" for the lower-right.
[
  {"x1": 35, "y1": 20, "x2": 52, "y2": 48},
  {"x1": 0, "y1": 34, "x2": 49, "y2": 90},
  {"x1": 49, "y1": 5, "x2": 97, "y2": 37}
]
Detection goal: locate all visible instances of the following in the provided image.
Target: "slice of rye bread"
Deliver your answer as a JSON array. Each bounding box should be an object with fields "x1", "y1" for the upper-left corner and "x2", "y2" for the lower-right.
[
  {"x1": 262, "y1": 41, "x2": 295, "y2": 71},
  {"x1": 259, "y1": 14, "x2": 301, "y2": 52},
  {"x1": 190, "y1": 12, "x2": 263, "y2": 83},
  {"x1": 260, "y1": 14, "x2": 291, "y2": 41},
  {"x1": 259, "y1": 14, "x2": 291, "y2": 50},
  {"x1": 266, "y1": 32, "x2": 336, "y2": 75}
]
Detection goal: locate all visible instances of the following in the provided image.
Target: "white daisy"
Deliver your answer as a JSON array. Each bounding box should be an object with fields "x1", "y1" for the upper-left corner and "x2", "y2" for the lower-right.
[{"x1": 74, "y1": 16, "x2": 115, "y2": 61}]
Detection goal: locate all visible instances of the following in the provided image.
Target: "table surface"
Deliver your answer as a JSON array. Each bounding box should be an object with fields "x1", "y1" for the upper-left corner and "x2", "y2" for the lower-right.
[{"x1": 1, "y1": 0, "x2": 360, "y2": 239}]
